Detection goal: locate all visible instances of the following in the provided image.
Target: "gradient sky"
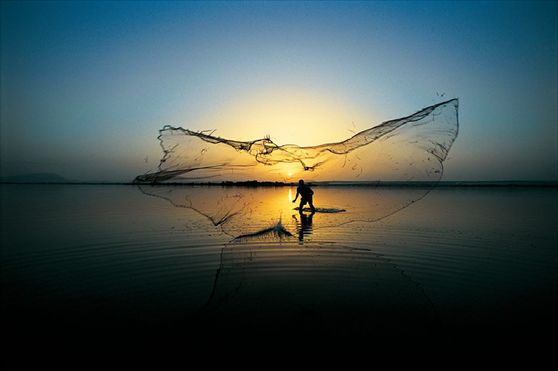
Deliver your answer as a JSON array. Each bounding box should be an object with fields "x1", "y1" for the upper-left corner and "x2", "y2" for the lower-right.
[{"x1": 1, "y1": 1, "x2": 556, "y2": 181}]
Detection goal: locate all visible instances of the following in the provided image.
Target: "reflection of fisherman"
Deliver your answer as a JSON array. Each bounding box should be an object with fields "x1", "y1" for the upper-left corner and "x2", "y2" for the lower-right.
[
  {"x1": 292, "y1": 179, "x2": 316, "y2": 212},
  {"x1": 293, "y1": 211, "x2": 314, "y2": 242}
]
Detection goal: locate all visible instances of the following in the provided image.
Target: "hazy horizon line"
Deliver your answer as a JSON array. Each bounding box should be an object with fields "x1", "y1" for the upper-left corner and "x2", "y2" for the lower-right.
[{"x1": 1, "y1": 180, "x2": 557, "y2": 187}]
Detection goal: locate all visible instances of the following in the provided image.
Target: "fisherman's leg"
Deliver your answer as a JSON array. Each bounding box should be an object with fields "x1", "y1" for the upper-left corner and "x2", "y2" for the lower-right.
[{"x1": 308, "y1": 197, "x2": 316, "y2": 212}]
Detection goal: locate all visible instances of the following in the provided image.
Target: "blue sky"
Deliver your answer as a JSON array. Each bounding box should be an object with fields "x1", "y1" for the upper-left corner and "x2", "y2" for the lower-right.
[{"x1": 1, "y1": 1, "x2": 556, "y2": 181}]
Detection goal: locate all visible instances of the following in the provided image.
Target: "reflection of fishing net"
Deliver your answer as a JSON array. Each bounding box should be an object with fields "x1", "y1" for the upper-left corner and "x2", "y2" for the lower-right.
[
  {"x1": 137, "y1": 185, "x2": 439, "y2": 239},
  {"x1": 197, "y1": 243, "x2": 438, "y2": 337},
  {"x1": 136, "y1": 99, "x2": 458, "y2": 183}
]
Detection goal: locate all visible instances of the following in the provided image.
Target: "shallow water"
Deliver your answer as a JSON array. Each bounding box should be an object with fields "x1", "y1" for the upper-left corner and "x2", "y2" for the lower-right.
[{"x1": 1, "y1": 184, "x2": 557, "y2": 350}]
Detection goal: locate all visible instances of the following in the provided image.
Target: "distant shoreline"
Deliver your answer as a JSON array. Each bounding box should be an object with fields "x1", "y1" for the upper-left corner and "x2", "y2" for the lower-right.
[{"x1": 1, "y1": 180, "x2": 557, "y2": 188}]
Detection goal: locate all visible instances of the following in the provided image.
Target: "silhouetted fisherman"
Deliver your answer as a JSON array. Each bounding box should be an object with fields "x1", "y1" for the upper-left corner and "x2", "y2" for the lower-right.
[{"x1": 292, "y1": 179, "x2": 316, "y2": 212}]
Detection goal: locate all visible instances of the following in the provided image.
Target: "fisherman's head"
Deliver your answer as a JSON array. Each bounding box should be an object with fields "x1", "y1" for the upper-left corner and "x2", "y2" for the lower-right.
[{"x1": 299, "y1": 179, "x2": 304, "y2": 185}]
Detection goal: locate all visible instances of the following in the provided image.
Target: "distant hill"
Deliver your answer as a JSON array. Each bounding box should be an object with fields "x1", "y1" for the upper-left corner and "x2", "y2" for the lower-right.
[{"x1": 0, "y1": 173, "x2": 69, "y2": 183}]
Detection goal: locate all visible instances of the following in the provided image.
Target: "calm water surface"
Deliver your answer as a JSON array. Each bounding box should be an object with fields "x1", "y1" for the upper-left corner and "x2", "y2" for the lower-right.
[{"x1": 1, "y1": 184, "x2": 557, "y2": 351}]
